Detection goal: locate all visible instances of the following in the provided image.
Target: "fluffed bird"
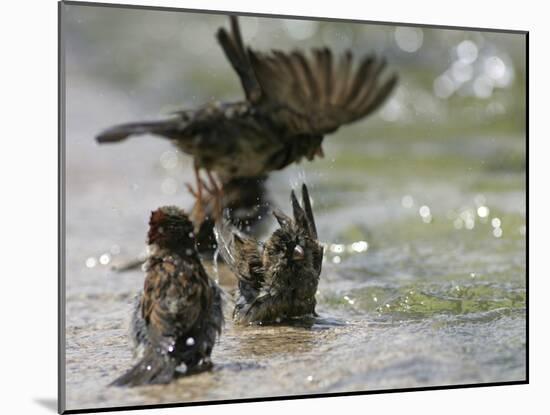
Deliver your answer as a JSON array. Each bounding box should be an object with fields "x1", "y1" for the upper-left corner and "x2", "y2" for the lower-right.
[
  {"x1": 111, "y1": 206, "x2": 224, "y2": 386},
  {"x1": 215, "y1": 184, "x2": 323, "y2": 324},
  {"x1": 96, "y1": 16, "x2": 397, "y2": 230}
]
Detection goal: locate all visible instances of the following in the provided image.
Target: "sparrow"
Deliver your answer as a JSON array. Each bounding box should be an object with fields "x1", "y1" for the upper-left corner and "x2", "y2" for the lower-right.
[
  {"x1": 111, "y1": 206, "x2": 224, "y2": 387},
  {"x1": 96, "y1": 16, "x2": 398, "y2": 226},
  {"x1": 215, "y1": 184, "x2": 323, "y2": 324}
]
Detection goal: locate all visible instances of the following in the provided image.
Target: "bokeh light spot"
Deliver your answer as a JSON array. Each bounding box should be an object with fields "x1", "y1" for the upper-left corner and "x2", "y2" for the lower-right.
[{"x1": 394, "y1": 27, "x2": 424, "y2": 53}]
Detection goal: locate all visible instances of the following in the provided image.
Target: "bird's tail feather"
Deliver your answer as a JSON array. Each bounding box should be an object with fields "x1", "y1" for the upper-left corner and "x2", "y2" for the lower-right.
[
  {"x1": 96, "y1": 118, "x2": 183, "y2": 143},
  {"x1": 110, "y1": 350, "x2": 177, "y2": 387}
]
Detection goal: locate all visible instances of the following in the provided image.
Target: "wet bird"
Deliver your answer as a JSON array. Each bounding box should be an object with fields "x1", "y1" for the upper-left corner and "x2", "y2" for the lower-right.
[
  {"x1": 215, "y1": 184, "x2": 323, "y2": 324},
  {"x1": 111, "y1": 206, "x2": 224, "y2": 387},
  {"x1": 96, "y1": 16, "x2": 398, "y2": 228}
]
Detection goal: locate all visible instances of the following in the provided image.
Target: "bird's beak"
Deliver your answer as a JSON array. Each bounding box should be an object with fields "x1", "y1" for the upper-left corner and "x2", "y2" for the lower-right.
[{"x1": 293, "y1": 245, "x2": 305, "y2": 261}]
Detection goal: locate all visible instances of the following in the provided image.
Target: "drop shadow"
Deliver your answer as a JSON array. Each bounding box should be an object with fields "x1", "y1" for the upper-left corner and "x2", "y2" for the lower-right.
[{"x1": 34, "y1": 398, "x2": 57, "y2": 412}]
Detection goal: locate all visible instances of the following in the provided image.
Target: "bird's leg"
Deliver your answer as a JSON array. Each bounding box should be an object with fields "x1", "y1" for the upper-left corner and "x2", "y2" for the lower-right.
[
  {"x1": 207, "y1": 170, "x2": 223, "y2": 220},
  {"x1": 201, "y1": 170, "x2": 224, "y2": 222},
  {"x1": 186, "y1": 161, "x2": 206, "y2": 227},
  {"x1": 186, "y1": 165, "x2": 224, "y2": 235},
  {"x1": 194, "y1": 161, "x2": 204, "y2": 219}
]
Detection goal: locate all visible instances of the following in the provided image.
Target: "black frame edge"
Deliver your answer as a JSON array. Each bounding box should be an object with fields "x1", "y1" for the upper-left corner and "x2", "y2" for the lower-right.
[
  {"x1": 58, "y1": 1, "x2": 67, "y2": 413},
  {"x1": 524, "y1": 31, "x2": 529, "y2": 384},
  {"x1": 63, "y1": 381, "x2": 528, "y2": 414},
  {"x1": 57, "y1": 1, "x2": 530, "y2": 413}
]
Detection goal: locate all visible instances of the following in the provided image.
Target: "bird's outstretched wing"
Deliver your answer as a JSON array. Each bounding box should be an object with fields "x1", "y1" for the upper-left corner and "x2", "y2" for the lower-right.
[
  {"x1": 289, "y1": 184, "x2": 324, "y2": 276},
  {"x1": 214, "y1": 214, "x2": 264, "y2": 291},
  {"x1": 249, "y1": 48, "x2": 398, "y2": 135},
  {"x1": 217, "y1": 16, "x2": 398, "y2": 136},
  {"x1": 291, "y1": 183, "x2": 318, "y2": 240},
  {"x1": 217, "y1": 16, "x2": 263, "y2": 103}
]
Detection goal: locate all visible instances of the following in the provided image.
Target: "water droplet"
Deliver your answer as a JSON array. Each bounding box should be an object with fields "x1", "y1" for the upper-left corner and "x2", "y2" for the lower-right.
[
  {"x1": 493, "y1": 227, "x2": 503, "y2": 238},
  {"x1": 186, "y1": 337, "x2": 195, "y2": 346},
  {"x1": 306, "y1": 375, "x2": 313, "y2": 382},
  {"x1": 212, "y1": 246, "x2": 220, "y2": 281},
  {"x1": 330, "y1": 244, "x2": 345, "y2": 254},
  {"x1": 332, "y1": 255, "x2": 341, "y2": 264},
  {"x1": 473, "y1": 75, "x2": 494, "y2": 99},
  {"x1": 401, "y1": 195, "x2": 414, "y2": 208},
  {"x1": 454, "y1": 218, "x2": 464, "y2": 229},
  {"x1": 175, "y1": 362, "x2": 188, "y2": 373},
  {"x1": 484, "y1": 56, "x2": 507, "y2": 81},
  {"x1": 491, "y1": 218, "x2": 501, "y2": 228},
  {"x1": 160, "y1": 150, "x2": 179, "y2": 170},
  {"x1": 85, "y1": 257, "x2": 97, "y2": 268},
  {"x1": 351, "y1": 241, "x2": 368, "y2": 253},
  {"x1": 460, "y1": 209, "x2": 474, "y2": 221},
  {"x1": 477, "y1": 206, "x2": 490, "y2": 218},
  {"x1": 99, "y1": 253, "x2": 111, "y2": 265},
  {"x1": 146, "y1": 365, "x2": 152, "y2": 371},
  {"x1": 394, "y1": 27, "x2": 423, "y2": 53},
  {"x1": 161, "y1": 177, "x2": 178, "y2": 195},
  {"x1": 419, "y1": 205, "x2": 431, "y2": 218},
  {"x1": 457, "y1": 40, "x2": 478, "y2": 64},
  {"x1": 451, "y1": 60, "x2": 473, "y2": 83},
  {"x1": 470, "y1": 272, "x2": 476, "y2": 278},
  {"x1": 433, "y1": 74, "x2": 455, "y2": 99},
  {"x1": 380, "y1": 97, "x2": 402, "y2": 122}
]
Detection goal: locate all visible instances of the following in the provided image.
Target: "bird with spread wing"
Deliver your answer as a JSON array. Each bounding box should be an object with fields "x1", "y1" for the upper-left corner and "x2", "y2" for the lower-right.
[
  {"x1": 96, "y1": 16, "x2": 397, "y2": 246},
  {"x1": 215, "y1": 184, "x2": 323, "y2": 324}
]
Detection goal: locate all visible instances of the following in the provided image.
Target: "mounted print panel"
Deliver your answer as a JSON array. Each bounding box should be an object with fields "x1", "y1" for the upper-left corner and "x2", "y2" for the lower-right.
[{"x1": 59, "y1": 1, "x2": 527, "y2": 413}]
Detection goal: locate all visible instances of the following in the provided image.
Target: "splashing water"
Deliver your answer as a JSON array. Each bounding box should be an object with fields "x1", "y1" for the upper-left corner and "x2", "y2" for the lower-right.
[{"x1": 212, "y1": 245, "x2": 220, "y2": 283}]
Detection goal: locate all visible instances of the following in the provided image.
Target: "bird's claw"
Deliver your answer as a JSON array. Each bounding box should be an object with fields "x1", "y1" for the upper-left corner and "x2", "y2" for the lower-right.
[{"x1": 188, "y1": 168, "x2": 224, "y2": 230}]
